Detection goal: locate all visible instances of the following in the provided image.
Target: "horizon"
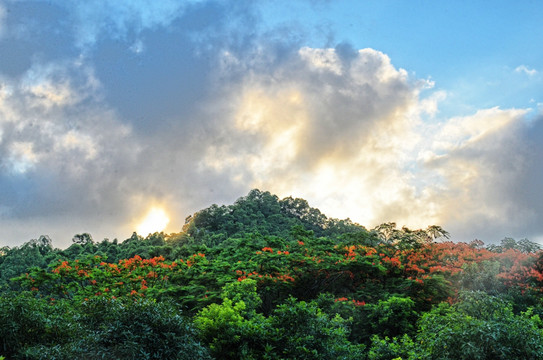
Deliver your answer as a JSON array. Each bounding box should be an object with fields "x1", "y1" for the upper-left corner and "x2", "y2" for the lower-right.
[{"x1": 2, "y1": 189, "x2": 532, "y2": 250}]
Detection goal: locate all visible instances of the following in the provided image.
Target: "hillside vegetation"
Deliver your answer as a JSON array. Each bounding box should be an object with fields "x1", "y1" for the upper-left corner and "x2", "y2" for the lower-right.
[{"x1": 2, "y1": 189, "x2": 543, "y2": 359}]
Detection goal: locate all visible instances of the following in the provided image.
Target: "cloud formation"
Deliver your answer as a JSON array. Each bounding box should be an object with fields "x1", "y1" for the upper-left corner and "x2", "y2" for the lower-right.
[
  {"x1": 0, "y1": 1, "x2": 264, "y2": 246},
  {"x1": 0, "y1": 55, "x2": 141, "y2": 236},
  {"x1": 53, "y1": 0, "x2": 199, "y2": 50},
  {"x1": 201, "y1": 45, "x2": 542, "y2": 242},
  {"x1": 1, "y1": 0, "x2": 542, "y2": 248},
  {"x1": 515, "y1": 65, "x2": 538, "y2": 76}
]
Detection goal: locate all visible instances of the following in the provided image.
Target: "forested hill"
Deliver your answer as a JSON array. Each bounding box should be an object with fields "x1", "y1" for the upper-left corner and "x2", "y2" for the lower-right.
[
  {"x1": 2, "y1": 189, "x2": 543, "y2": 359},
  {"x1": 181, "y1": 189, "x2": 366, "y2": 244}
]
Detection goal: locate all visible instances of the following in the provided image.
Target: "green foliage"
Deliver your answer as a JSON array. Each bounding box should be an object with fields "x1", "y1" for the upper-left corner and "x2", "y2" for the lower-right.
[
  {"x1": 0, "y1": 292, "x2": 209, "y2": 359},
  {"x1": 195, "y1": 282, "x2": 364, "y2": 359},
  {"x1": 459, "y1": 260, "x2": 503, "y2": 293},
  {"x1": 22, "y1": 298, "x2": 210, "y2": 360},
  {"x1": 368, "y1": 334, "x2": 417, "y2": 360},
  {"x1": 0, "y1": 293, "x2": 79, "y2": 359},
  {"x1": 0, "y1": 236, "x2": 56, "y2": 290},
  {"x1": 74, "y1": 298, "x2": 211, "y2": 360},
  {"x1": 269, "y1": 296, "x2": 365, "y2": 359},
  {"x1": 416, "y1": 292, "x2": 543, "y2": 360},
  {"x1": 315, "y1": 292, "x2": 371, "y2": 344},
  {"x1": 194, "y1": 280, "x2": 272, "y2": 359},
  {"x1": 220, "y1": 279, "x2": 262, "y2": 315},
  {"x1": 183, "y1": 189, "x2": 366, "y2": 246},
  {"x1": 371, "y1": 223, "x2": 449, "y2": 249},
  {"x1": 4, "y1": 190, "x2": 543, "y2": 359},
  {"x1": 366, "y1": 296, "x2": 418, "y2": 338},
  {"x1": 195, "y1": 298, "x2": 270, "y2": 359},
  {"x1": 486, "y1": 237, "x2": 541, "y2": 254}
]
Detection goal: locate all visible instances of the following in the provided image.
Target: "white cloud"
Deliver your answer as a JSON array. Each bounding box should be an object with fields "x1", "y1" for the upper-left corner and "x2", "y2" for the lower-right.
[
  {"x1": 7, "y1": 141, "x2": 40, "y2": 174},
  {"x1": 57, "y1": 130, "x2": 98, "y2": 161},
  {"x1": 515, "y1": 65, "x2": 538, "y2": 76},
  {"x1": 20, "y1": 60, "x2": 100, "y2": 109},
  {"x1": 1, "y1": 29, "x2": 541, "y2": 247},
  {"x1": 199, "y1": 46, "x2": 535, "y2": 241},
  {"x1": 422, "y1": 107, "x2": 531, "y2": 237},
  {"x1": 427, "y1": 107, "x2": 526, "y2": 155},
  {"x1": 202, "y1": 47, "x2": 435, "y2": 228},
  {"x1": 0, "y1": 57, "x2": 141, "y2": 245},
  {"x1": 299, "y1": 47, "x2": 343, "y2": 75}
]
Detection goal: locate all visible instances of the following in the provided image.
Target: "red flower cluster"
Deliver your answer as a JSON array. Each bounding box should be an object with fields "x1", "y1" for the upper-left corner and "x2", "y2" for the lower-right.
[{"x1": 335, "y1": 297, "x2": 366, "y2": 306}]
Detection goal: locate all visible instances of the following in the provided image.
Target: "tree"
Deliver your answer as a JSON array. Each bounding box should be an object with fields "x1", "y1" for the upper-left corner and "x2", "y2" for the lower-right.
[
  {"x1": 366, "y1": 296, "x2": 418, "y2": 338},
  {"x1": 0, "y1": 237, "x2": 56, "y2": 290},
  {"x1": 72, "y1": 233, "x2": 94, "y2": 245},
  {"x1": 517, "y1": 238, "x2": 541, "y2": 253},
  {"x1": 425, "y1": 225, "x2": 450, "y2": 242},
  {"x1": 269, "y1": 297, "x2": 364, "y2": 359},
  {"x1": 373, "y1": 222, "x2": 397, "y2": 243},
  {"x1": 416, "y1": 292, "x2": 543, "y2": 359}
]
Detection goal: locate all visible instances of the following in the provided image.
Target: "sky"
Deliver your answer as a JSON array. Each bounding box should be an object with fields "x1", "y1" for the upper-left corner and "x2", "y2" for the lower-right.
[{"x1": 1, "y1": 0, "x2": 542, "y2": 248}]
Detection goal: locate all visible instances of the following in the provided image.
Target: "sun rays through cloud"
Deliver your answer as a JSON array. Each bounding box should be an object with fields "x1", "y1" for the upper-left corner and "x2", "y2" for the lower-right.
[{"x1": 136, "y1": 207, "x2": 170, "y2": 236}]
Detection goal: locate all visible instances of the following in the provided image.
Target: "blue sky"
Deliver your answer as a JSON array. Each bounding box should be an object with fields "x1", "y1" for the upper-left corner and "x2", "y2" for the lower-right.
[
  {"x1": 0, "y1": 0, "x2": 542, "y2": 248},
  {"x1": 260, "y1": 1, "x2": 543, "y2": 112}
]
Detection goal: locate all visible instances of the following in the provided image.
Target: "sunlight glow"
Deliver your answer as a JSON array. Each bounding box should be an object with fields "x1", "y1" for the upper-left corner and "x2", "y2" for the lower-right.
[{"x1": 136, "y1": 207, "x2": 170, "y2": 235}]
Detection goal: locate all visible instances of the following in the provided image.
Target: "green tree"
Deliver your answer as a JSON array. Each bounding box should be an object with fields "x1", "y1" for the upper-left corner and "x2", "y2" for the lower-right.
[
  {"x1": 416, "y1": 292, "x2": 543, "y2": 359},
  {"x1": 0, "y1": 236, "x2": 56, "y2": 290},
  {"x1": 32, "y1": 298, "x2": 211, "y2": 360},
  {"x1": 368, "y1": 334, "x2": 417, "y2": 360},
  {"x1": 194, "y1": 279, "x2": 271, "y2": 359},
  {"x1": 366, "y1": 296, "x2": 418, "y2": 339},
  {"x1": 0, "y1": 293, "x2": 78, "y2": 359},
  {"x1": 269, "y1": 297, "x2": 364, "y2": 359}
]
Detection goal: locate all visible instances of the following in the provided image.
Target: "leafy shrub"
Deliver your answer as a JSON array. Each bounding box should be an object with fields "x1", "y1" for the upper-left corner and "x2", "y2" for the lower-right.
[
  {"x1": 366, "y1": 295, "x2": 418, "y2": 338},
  {"x1": 315, "y1": 292, "x2": 371, "y2": 344},
  {"x1": 0, "y1": 292, "x2": 78, "y2": 359},
  {"x1": 417, "y1": 292, "x2": 543, "y2": 360},
  {"x1": 21, "y1": 298, "x2": 211, "y2": 360},
  {"x1": 194, "y1": 280, "x2": 271, "y2": 359},
  {"x1": 195, "y1": 282, "x2": 364, "y2": 359},
  {"x1": 269, "y1": 296, "x2": 365, "y2": 360},
  {"x1": 77, "y1": 298, "x2": 211, "y2": 360},
  {"x1": 220, "y1": 278, "x2": 262, "y2": 315},
  {"x1": 368, "y1": 334, "x2": 417, "y2": 360}
]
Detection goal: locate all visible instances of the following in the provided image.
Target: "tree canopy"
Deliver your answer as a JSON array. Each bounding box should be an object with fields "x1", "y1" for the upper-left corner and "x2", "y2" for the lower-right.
[{"x1": 1, "y1": 189, "x2": 543, "y2": 359}]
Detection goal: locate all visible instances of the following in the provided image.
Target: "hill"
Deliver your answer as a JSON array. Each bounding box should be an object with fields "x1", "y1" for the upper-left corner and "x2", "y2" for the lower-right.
[{"x1": 1, "y1": 189, "x2": 543, "y2": 359}]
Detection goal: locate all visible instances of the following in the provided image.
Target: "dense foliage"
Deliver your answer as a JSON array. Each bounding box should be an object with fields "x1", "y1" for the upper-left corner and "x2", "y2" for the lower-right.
[{"x1": 1, "y1": 189, "x2": 543, "y2": 359}]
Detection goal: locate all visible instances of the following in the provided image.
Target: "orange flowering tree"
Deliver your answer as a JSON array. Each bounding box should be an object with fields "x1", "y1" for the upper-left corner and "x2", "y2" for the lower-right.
[{"x1": 13, "y1": 235, "x2": 543, "y2": 315}]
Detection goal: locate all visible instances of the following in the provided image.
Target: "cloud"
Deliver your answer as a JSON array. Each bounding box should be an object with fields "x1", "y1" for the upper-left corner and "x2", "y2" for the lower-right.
[
  {"x1": 515, "y1": 65, "x2": 538, "y2": 76},
  {"x1": 1, "y1": 1, "x2": 542, "y2": 248},
  {"x1": 1, "y1": 36, "x2": 541, "y2": 248},
  {"x1": 199, "y1": 45, "x2": 540, "y2": 242},
  {"x1": 0, "y1": 57, "x2": 141, "y2": 245},
  {"x1": 421, "y1": 107, "x2": 533, "y2": 240},
  {"x1": 201, "y1": 46, "x2": 438, "y2": 226},
  {"x1": 52, "y1": 0, "x2": 202, "y2": 50},
  {"x1": 0, "y1": 0, "x2": 265, "y2": 247}
]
